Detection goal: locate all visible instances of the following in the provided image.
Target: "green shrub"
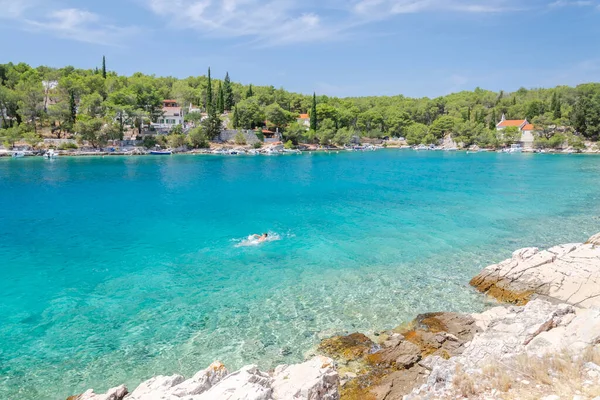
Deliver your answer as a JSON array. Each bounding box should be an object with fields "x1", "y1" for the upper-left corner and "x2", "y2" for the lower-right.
[
  {"x1": 58, "y1": 142, "x2": 78, "y2": 150},
  {"x1": 284, "y1": 140, "x2": 294, "y2": 149},
  {"x1": 234, "y1": 131, "x2": 247, "y2": 145},
  {"x1": 253, "y1": 142, "x2": 262, "y2": 149},
  {"x1": 141, "y1": 135, "x2": 158, "y2": 149}
]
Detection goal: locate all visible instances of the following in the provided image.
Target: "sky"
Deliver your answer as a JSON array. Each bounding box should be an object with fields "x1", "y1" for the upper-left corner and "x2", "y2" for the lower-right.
[{"x1": 0, "y1": 0, "x2": 599, "y2": 98}]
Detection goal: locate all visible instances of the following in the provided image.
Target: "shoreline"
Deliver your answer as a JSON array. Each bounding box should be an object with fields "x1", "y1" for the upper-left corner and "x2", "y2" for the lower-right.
[
  {"x1": 2, "y1": 147, "x2": 600, "y2": 158},
  {"x1": 66, "y1": 233, "x2": 600, "y2": 400}
]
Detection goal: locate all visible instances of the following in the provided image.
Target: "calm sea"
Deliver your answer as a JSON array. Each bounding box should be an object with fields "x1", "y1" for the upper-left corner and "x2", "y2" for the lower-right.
[{"x1": 1, "y1": 151, "x2": 599, "y2": 399}]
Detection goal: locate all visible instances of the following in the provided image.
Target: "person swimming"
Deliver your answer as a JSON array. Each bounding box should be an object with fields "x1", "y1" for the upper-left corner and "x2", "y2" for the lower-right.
[{"x1": 252, "y1": 233, "x2": 269, "y2": 242}]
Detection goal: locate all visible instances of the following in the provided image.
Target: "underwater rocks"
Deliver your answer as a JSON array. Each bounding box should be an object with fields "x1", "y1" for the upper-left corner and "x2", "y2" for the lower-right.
[
  {"x1": 470, "y1": 234, "x2": 600, "y2": 307},
  {"x1": 67, "y1": 357, "x2": 339, "y2": 400}
]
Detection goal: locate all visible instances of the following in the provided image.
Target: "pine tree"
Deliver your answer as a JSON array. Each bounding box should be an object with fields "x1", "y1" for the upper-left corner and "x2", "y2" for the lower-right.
[
  {"x1": 232, "y1": 106, "x2": 239, "y2": 129},
  {"x1": 206, "y1": 68, "x2": 213, "y2": 113},
  {"x1": 102, "y1": 56, "x2": 106, "y2": 79},
  {"x1": 246, "y1": 84, "x2": 254, "y2": 98},
  {"x1": 223, "y1": 72, "x2": 234, "y2": 111},
  {"x1": 310, "y1": 93, "x2": 318, "y2": 132},
  {"x1": 217, "y1": 82, "x2": 225, "y2": 114}
]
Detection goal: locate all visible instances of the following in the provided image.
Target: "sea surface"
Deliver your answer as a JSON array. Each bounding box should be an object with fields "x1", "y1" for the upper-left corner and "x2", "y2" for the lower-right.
[{"x1": 1, "y1": 151, "x2": 599, "y2": 399}]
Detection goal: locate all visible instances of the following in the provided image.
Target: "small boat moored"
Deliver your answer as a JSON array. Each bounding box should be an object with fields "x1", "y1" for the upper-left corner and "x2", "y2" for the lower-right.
[
  {"x1": 149, "y1": 150, "x2": 172, "y2": 155},
  {"x1": 11, "y1": 151, "x2": 25, "y2": 158},
  {"x1": 44, "y1": 149, "x2": 58, "y2": 159}
]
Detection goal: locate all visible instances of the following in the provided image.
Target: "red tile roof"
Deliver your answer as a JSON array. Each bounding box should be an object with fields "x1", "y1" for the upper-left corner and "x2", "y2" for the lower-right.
[
  {"x1": 498, "y1": 119, "x2": 527, "y2": 128},
  {"x1": 163, "y1": 99, "x2": 177, "y2": 103},
  {"x1": 298, "y1": 114, "x2": 309, "y2": 119},
  {"x1": 522, "y1": 124, "x2": 535, "y2": 131}
]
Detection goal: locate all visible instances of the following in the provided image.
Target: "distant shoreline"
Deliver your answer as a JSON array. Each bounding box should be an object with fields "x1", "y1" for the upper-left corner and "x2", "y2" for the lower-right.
[{"x1": 2, "y1": 147, "x2": 600, "y2": 158}]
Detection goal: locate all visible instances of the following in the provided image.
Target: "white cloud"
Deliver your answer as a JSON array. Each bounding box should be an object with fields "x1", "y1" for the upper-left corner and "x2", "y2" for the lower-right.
[
  {"x1": 0, "y1": 0, "x2": 37, "y2": 18},
  {"x1": 352, "y1": 0, "x2": 518, "y2": 17},
  {"x1": 548, "y1": 0, "x2": 594, "y2": 7},
  {"x1": 22, "y1": 8, "x2": 139, "y2": 46},
  {"x1": 145, "y1": 0, "x2": 350, "y2": 46},
  {"x1": 143, "y1": 0, "x2": 529, "y2": 46}
]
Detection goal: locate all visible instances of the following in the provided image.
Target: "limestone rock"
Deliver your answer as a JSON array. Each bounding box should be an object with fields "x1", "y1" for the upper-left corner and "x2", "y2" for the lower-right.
[
  {"x1": 470, "y1": 235, "x2": 600, "y2": 307},
  {"x1": 125, "y1": 374, "x2": 184, "y2": 399},
  {"x1": 195, "y1": 365, "x2": 272, "y2": 400},
  {"x1": 170, "y1": 361, "x2": 228, "y2": 397},
  {"x1": 588, "y1": 233, "x2": 600, "y2": 246},
  {"x1": 271, "y1": 356, "x2": 339, "y2": 400},
  {"x1": 71, "y1": 385, "x2": 128, "y2": 400}
]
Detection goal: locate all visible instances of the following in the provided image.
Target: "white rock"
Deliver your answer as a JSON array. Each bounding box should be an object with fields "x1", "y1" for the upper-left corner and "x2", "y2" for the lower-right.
[
  {"x1": 170, "y1": 361, "x2": 228, "y2": 397},
  {"x1": 126, "y1": 375, "x2": 184, "y2": 400},
  {"x1": 76, "y1": 385, "x2": 128, "y2": 400},
  {"x1": 195, "y1": 365, "x2": 272, "y2": 400},
  {"x1": 541, "y1": 396, "x2": 560, "y2": 400},
  {"x1": 472, "y1": 234, "x2": 600, "y2": 308},
  {"x1": 271, "y1": 356, "x2": 339, "y2": 400}
]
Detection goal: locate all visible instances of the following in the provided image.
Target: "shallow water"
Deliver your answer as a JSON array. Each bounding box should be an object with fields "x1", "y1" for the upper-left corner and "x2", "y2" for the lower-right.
[{"x1": 1, "y1": 151, "x2": 599, "y2": 399}]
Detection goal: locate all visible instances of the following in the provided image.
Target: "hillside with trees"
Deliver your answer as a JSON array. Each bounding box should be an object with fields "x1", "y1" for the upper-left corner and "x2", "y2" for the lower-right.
[{"x1": 1, "y1": 59, "x2": 599, "y2": 150}]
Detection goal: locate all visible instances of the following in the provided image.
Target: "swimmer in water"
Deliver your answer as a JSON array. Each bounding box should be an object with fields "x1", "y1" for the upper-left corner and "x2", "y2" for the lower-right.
[{"x1": 252, "y1": 233, "x2": 269, "y2": 242}]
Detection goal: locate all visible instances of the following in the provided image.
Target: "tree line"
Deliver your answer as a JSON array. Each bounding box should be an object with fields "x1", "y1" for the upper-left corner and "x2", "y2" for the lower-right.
[{"x1": 1, "y1": 59, "x2": 599, "y2": 149}]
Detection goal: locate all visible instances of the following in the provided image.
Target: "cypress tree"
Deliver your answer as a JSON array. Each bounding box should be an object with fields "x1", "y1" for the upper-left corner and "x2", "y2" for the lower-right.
[
  {"x1": 489, "y1": 109, "x2": 497, "y2": 130},
  {"x1": 206, "y1": 68, "x2": 213, "y2": 113},
  {"x1": 552, "y1": 92, "x2": 562, "y2": 120},
  {"x1": 223, "y1": 72, "x2": 234, "y2": 111},
  {"x1": 69, "y1": 89, "x2": 77, "y2": 127},
  {"x1": 310, "y1": 93, "x2": 318, "y2": 131},
  {"x1": 466, "y1": 107, "x2": 471, "y2": 122},
  {"x1": 246, "y1": 84, "x2": 254, "y2": 98},
  {"x1": 102, "y1": 56, "x2": 106, "y2": 79},
  {"x1": 217, "y1": 82, "x2": 225, "y2": 114}
]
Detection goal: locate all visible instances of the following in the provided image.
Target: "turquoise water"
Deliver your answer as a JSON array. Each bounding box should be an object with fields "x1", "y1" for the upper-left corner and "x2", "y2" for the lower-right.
[{"x1": 1, "y1": 151, "x2": 599, "y2": 399}]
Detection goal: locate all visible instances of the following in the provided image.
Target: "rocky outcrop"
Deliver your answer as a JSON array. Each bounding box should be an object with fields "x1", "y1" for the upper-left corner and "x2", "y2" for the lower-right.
[
  {"x1": 406, "y1": 299, "x2": 600, "y2": 399},
  {"x1": 67, "y1": 357, "x2": 338, "y2": 400},
  {"x1": 317, "y1": 313, "x2": 479, "y2": 400},
  {"x1": 470, "y1": 234, "x2": 600, "y2": 307}
]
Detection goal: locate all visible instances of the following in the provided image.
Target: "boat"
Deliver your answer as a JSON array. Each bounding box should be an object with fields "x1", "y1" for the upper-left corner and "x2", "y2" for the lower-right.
[
  {"x1": 44, "y1": 149, "x2": 58, "y2": 159},
  {"x1": 11, "y1": 151, "x2": 25, "y2": 158},
  {"x1": 444, "y1": 147, "x2": 458, "y2": 152},
  {"x1": 509, "y1": 144, "x2": 523, "y2": 153},
  {"x1": 414, "y1": 144, "x2": 428, "y2": 151},
  {"x1": 150, "y1": 150, "x2": 172, "y2": 155}
]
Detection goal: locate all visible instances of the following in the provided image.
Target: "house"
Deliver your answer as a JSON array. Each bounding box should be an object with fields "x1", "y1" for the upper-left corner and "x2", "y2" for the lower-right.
[
  {"x1": 154, "y1": 100, "x2": 184, "y2": 132},
  {"x1": 496, "y1": 114, "x2": 535, "y2": 149},
  {"x1": 297, "y1": 113, "x2": 310, "y2": 127}
]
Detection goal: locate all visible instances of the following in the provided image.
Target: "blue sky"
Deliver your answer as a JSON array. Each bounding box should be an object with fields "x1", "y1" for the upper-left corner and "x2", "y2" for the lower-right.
[{"x1": 0, "y1": 0, "x2": 599, "y2": 97}]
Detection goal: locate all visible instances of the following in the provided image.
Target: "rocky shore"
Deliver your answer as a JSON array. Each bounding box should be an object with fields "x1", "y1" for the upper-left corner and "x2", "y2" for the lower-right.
[{"x1": 67, "y1": 233, "x2": 600, "y2": 400}]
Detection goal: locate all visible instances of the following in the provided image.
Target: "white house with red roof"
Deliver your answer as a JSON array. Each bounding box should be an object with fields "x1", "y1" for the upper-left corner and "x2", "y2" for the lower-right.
[
  {"x1": 154, "y1": 100, "x2": 184, "y2": 131},
  {"x1": 496, "y1": 114, "x2": 536, "y2": 149},
  {"x1": 297, "y1": 113, "x2": 310, "y2": 128}
]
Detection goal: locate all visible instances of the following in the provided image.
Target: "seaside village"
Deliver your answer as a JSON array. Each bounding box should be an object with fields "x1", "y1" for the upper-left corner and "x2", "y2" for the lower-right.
[{"x1": 1, "y1": 75, "x2": 600, "y2": 157}]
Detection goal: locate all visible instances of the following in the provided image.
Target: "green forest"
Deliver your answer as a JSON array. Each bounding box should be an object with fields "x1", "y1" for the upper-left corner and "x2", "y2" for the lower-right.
[{"x1": 1, "y1": 59, "x2": 600, "y2": 149}]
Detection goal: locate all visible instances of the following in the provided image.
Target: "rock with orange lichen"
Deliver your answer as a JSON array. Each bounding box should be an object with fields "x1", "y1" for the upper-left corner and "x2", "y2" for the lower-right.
[
  {"x1": 318, "y1": 333, "x2": 379, "y2": 364},
  {"x1": 319, "y1": 312, "x2": 478, "y2": 400}
]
